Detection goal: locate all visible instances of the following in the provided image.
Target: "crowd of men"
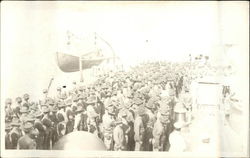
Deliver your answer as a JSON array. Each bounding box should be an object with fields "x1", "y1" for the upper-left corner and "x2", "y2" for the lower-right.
[{"x1": 4, "y1": 60, "x2": 232, "y2": 151}]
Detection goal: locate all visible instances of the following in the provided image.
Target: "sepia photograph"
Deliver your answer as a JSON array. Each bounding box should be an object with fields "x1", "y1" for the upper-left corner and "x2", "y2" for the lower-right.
[{"x1": 1, "y1": 1, "x2": 249, "y2": 158}]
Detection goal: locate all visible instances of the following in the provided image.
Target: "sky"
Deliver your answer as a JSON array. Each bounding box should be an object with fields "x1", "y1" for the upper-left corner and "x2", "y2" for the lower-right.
[{"x1": 1, "y1": 1, "x2": 249, "y2": 102}]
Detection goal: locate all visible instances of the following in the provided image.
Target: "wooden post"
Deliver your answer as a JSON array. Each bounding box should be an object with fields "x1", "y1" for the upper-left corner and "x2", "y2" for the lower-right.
[{"x1": 79, "y1": 56, "x2": 83, "y2": 82}]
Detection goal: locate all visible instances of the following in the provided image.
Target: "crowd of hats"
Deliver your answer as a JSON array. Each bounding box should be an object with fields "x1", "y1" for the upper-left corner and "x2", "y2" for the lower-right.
[{"x1": 4, "y1": 60, "x2": 232, "y2": 150}]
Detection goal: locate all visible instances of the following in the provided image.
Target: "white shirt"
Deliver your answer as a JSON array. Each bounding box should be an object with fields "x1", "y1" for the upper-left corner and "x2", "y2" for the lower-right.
[{"x1": 169, "y1": 130, "x2": 187, "y2": 152}]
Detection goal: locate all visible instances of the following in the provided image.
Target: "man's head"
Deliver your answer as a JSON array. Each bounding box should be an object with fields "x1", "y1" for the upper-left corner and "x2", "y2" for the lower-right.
[
  {"x1": 16, "y1": 97, "x2": 22, "y2": 104},
  {"x1": 23, "y1": 93, "x2": 30, "y2": 101}
]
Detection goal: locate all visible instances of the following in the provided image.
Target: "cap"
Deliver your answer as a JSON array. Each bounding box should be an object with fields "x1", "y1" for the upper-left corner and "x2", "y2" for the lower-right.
[{"x1": 65, "y1": 99, "x2": 72, "y2": 106}]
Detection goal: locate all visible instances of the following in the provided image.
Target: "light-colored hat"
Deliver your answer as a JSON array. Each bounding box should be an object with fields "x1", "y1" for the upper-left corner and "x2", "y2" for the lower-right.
[{"x1": 173, "y1": 121, "x2": 184, "y2": 129}]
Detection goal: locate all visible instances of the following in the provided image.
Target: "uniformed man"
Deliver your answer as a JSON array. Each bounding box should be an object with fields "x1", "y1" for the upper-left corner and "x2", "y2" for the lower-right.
[
  {"x1": 50, "y1": 106, "x2": 59, "y2": 147},
  {"x1": 5, "y1": 98, "x2": 14, "y2": 123},
  {"x1": 152, "y1": 115, "x2": 170, "y2": 151},
  {"x1": 17, "y1": 122, "x2": 36, "y2": 150},
  {"x1": 102, "y1": 101, "x2": 116, "y2": 150},
  {"x1": 34, "y1": 111, "x2": 45, "y2": 149},
  {"x1": 113, "y1": 118, "x2": 126, "y2": 151},
  {"x1": 74, "y1": 103, "x2": 88, "y2": 131},
  {"x1": 19, "y1": 106, "x2": 29, "y2": 125},
  {"x1": 86, "y1": 96, "x2": 100, "y2": 136},
  {"x1": 9, "y1": 118, "x2": 22, "y2": 149},
  {"x1": 134, "y1": 105, "x2": 147, "y2": 151},
  {"x1": 23, "y1": 93, "x2": 31, "y2": 107},
  {"x1": 13, "y1": 97, "x2": 22, "y2": 118},
  {"x1": 41, "y1": 105, "x2": 52, "y2": 150},
  {"x1": 144, "y1": 99, "x2": 157, "y2": 151}
]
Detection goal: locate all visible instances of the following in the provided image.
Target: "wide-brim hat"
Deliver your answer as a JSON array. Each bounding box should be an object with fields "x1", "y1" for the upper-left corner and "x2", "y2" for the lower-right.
[
  {"x1": 58, "y1": 103, "x2": 66, "y2": 108},
  {"x1": 11, "y1": 118, "x2": 21, "y2": 126},
  {"x1": 65, "y1": 99, "x2": 72, "y2": 106},
  {"x1": 86, "y1": 96, "x2": 97, "y2": 105},
  {"x1": 5, "y1": 123, "x2": 12, "y2": 131},
  {"x1": 35, "y1": 111, "x2": 43, "y2": 117},
  {"x1": 76, "y1": 103, "x2": 84, "y2": 112},
  {"x1": 42, "y1": 106, "x2": 50, "y2": 113},
  {"x1": 146, "y1": 99, "x2": 155, "y2": 109},
  {"x1": 20, "y1": 106, "x2": 28, "y2": 113},
  {"x1": 23, "y1": 122, "x2": 33, "y2": 132}
]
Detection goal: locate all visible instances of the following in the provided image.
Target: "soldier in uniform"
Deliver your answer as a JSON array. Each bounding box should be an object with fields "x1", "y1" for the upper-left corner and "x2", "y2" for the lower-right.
[
  {"x1": 144, "y1": 99, "x2": 157, "y2": 151},
  {"x1": 102, "y1": 101, "x2": 116, "y2": 150},
  {"x1": 152, "y1": 115, "x2": 170, "y2": 151},
  {"x1": 50, "y1": 106, "x2": 59, "y2": 147},
  {"x1": 23, "y1": 93, "x2": 31, "y2": 107},
  {"x1": 113, "y1": 118, "x2": 126, "y2": 151},
  {"x1": 9, "y1": 118, "x2": 22, "y2": 149},
  {"x1": 56, "y1": 109, "x2": 67, "y2": 140},
  {"x1": 17, "y1": 122, "x2": 36, "y2": 150},
  {"x1": 86, "y1": 96, "x2": 100, "y2": 136},
  {"x1": 74, "y1": 103, "x2": 88, "y2": 131},
  {"x1": 41, "y1": 105, "x2": 52, "y2": 150},
  {"x1": 19, "y1": 106, "x2": 29, "y2": 125},
  {"x1": 13, "y1": 97, "x2": 22, "y2": 118},
  {"x1": 5, "y1": 98, "x2": 14, "y2": 123},
  {"x1": 34, "y1": 111, "x2": 45, "y2": 149},
  {"x1": 134, "y1": 105, "x2": 147, "y2": 151}
]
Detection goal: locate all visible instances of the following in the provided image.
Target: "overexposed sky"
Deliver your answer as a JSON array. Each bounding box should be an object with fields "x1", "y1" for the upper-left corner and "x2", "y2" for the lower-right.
[{"x1": 1, "y1": 1, "x2": 249, "y2": 101}]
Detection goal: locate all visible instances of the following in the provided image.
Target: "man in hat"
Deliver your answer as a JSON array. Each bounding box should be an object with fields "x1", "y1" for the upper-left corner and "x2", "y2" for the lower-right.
[
  {"x1": 49, "y1": 106, "x2": 59, "y2": 147},
  {"x1": 64, "y1": 99, "x2": 74, "y2": 133},
  {"x1": 17, "y1": 122, "x2": 36, "y2": 149},
  {"x1": 41, "y1": 105, "x2": 52, "y2": 149},
  {"x1": 152, "y1": 115, "x2": 170, "y2": 151},
  {"x1": 113, "y1": 118, "x2": 126, "y2": 151},
  {"x1": 169, "y1": 121, "x2": 187, "y2": 152},
  {"x1": 9, "y1": 118, "x2": 22, "y2": 149},
  {"x1": 118, "y1": 100, "x2": 135, "y2": 151},
  {"x1": 42, "y1": 89, "x2": 49, "y2": 103},
  {"x1": 179, "y1": 88, "x2": 193, "y2": 124},
  {"x1": 19, "y1": 106, "x2": 29, "y2": 125},
  {"x1": 34, "y1": 111, "x2": 45, "y2": 149},
  {"x1": 134, "y1": 106, "x2": 148, "y2": 151},
  {"x1": 102, "y1": 101, "x2": 116, "y2": 150},
  {"x1": 144, "y1": 98, "x2": 157, "y2": 151},
  {"x1": 13, "y1": 97, "x2": 22, "y2": 118},
  {"x1": 74, "y1": 103, "x2": 88, "y2": 131},
  {"x1": 23, "y1": 93, "x2": 31, "y2": 107},
  {"x1": 86, "y1": 95, "x2": 100, "y2": 136},
  {"x1": 57, "y1": 102, "x2": 68, "y2": 123},
  {"x1": 5, "y1": 98, "x2": 14, "y2": 122}
]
